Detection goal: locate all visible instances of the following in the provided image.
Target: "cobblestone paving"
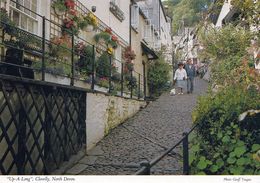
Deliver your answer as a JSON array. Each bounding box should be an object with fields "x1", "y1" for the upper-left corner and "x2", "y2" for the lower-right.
[{"x1": 66, "y1": 78, "x2": 208, "y2": 175}]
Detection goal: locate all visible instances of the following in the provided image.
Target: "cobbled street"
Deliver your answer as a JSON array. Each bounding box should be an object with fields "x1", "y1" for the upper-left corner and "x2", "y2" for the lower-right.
[{"x1": 66, "y1": 78, "x2": 208, "y2": 175}]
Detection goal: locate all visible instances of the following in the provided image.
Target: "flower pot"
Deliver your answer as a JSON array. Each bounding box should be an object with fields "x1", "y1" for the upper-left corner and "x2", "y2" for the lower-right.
[
  {"x1": 84, "y1": 25, "x2": 94, "y2": 32},
  {"x1": 54, "y1": 7, "x2": 65, "y2": 17}
]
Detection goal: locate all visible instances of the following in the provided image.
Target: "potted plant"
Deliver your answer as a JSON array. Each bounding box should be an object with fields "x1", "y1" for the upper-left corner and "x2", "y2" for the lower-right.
[
  {"x1": 123, "y1": 46, "x2": 136, "y2": 74},
  {"x1": 52, "y1": 0, "x2": 67, "y2": 16},
  {"x1": 0, "y1": 8, "x2": 17, "y2": 37},
  {"x1": 96, "y1": 52, "x2": 111, "y2": 78},
  {"x1": 123, "y1": 46, "x2": 136, "y2": 60},
  {"x1": 94, "y1": 27, "x2": 118, "y2": 49},
  {"x1": 107, "y1": 47, "x2": 114, "y2": 55},
  {"x1": 94, "y1": 31, "x2": 111, "y2": 44},
  {"x1": 62, "y1": 17, "x2": 79, "y2": 35},
  {"x1": 82, "y1": 12, "x2": 98, "y2": 31},
  {"x1": 49, "y1": 35, "x2": 72, "y2": 59},
  {"x1": 75, "y1": 42, "x2": 94, "y2": 75}
]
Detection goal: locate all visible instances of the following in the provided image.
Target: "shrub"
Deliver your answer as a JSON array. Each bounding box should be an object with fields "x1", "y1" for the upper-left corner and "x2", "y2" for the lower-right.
[
  {"x1": 198, "y1": 25, "x2": 253, "y2": 85},
  {"x1": 190, "y1": 23, "x2": 260, "y2": 175},
  {"x1": 190, "y1": 85, "x2": 260, "y2": 175},
  {"x1": 148, "y1": 58, "x2": 170, "y2": 97}
]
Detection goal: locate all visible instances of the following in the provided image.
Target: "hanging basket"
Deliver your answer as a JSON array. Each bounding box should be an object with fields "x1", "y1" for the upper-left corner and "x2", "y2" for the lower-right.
[
  {"x1": 83, "y1": 24, "x2": 94, "y2": 32},
  {"x1": 53, "y1": 7, "x2": 65, "y2": 17}
]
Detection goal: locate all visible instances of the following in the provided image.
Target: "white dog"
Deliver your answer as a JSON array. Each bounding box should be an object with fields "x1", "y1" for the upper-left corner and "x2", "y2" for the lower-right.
[{"x1": 170, "y1": 88, "x2": 176, "y2": 96}]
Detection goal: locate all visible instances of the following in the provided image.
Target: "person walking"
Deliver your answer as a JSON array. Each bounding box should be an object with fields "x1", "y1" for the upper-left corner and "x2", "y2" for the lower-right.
[
  {"x1": 174, "y1": 62, "x2": 187, "y2": 95},
  {"x1": 185, "y1": 58, "x2": 196, "y2": 94}
]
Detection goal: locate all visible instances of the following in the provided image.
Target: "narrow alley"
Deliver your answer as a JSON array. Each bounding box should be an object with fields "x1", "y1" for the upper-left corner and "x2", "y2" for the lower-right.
[{"x1": 64, "y1": 78, "x2": 208, "y2": 175}]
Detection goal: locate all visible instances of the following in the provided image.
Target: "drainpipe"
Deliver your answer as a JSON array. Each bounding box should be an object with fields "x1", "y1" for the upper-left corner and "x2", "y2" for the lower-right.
[
  {"x1": 159, "y1": 1, "x2": 160, "y2": 36},
  {"x1": 129, "y1": 1, "x2": 132, "y2": 47}
]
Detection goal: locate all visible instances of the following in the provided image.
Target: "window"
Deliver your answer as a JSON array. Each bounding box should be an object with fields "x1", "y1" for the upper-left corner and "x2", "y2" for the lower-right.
[
  {"x1": 131, "y1": 4, "x2": 139, "y2": 30},
  {"x1": 143, "y1": 19, "x2": 151, "y2": 40},
  {"x1": 10, "y1": 0, "x2": 38, "y2": 34}
]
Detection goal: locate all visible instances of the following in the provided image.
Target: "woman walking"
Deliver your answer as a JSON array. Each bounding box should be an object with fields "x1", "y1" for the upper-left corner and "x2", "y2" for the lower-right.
[{"x1": 174, "y1": 62, "x2": 187, "y2": 94}]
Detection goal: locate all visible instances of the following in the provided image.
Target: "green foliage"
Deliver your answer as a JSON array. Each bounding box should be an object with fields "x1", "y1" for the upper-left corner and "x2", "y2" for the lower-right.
[
  {"x1": 32, "y1": 59, "x2": 71, "y2": 76},
  {"x1": 0, "y1": 8, "x2": 16, "y2": 35},
  {"x1": 147, "y1": 49, "x2": 170, "y2": 97},
  {"x1": 111, "y1": 72, "x2": 121, "y2": 82},
  {"x1": 190, "y1": 14, "x2": 260, "y2": 174},
  {"x1": 190, "y1": 85, "x2": 260, "y2": 175},
  {"x1": 94, "y1": 32, "x2": 118, "y2": 48},
  {"x1": 125, "y1": 74, "x2": 137, "y2": 90},
  {"x1": 96, "y1": 52, "x2": 111, "y2": 78},
  {"x1": 97, "y1": 78, "x2": 109, "y2": 88},
  {"x1": 198, "y1": 25, "x2": 253, "y2": 85},
  {"x1": 52, "y1": 0, "x2": 67, "y2": 12},
  {"x1": 76, "y1": 45, "x2": 94, "y2": 75},
  {"x1": 230, "y1": 0, "x2": 260, "y2": 27},
  {"x1": 164, "y1": 0, "x2": 213, "y2": 34},
  {"x1": 199, "y1": 25, "x2": 252, "y2": 60}
]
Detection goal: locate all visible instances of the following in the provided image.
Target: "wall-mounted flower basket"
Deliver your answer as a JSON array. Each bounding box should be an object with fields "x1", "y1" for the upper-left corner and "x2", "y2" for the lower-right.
[
  {"x1": 79, "y1": 12, "x2": 98, "y2": 32},
  {"x1": 52, "y1": 0, "x2": 67, "y2": 16},
  {"x1": 107, "y1": 47, "x2": 114, "y2": 55},
  {"x1": 94, "y1": 29, "x2": 118, "y2": 50},
  {"x1": 123, "y1": 46, "x2": 136, "y2": 61},
  {"x1": 62, "y1": 17, "x2": 79, "y2": 35},
  {"x1": 85, "y1": 24, "x2": 94, "y2": 32},
  {"x1": 109, "y1": 1, "x2": 125, "y2": 22}
]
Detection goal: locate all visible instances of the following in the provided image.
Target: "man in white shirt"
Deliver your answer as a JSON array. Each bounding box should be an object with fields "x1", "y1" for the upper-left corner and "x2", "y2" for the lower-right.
[{"x1": 255, "y1": 59, "x2": 260, "y2": 74}]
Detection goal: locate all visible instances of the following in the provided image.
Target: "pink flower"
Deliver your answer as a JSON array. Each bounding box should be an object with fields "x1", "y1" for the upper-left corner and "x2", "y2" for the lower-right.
[{"x1": 105, "y1": 27, "x2": 112, "y2": 34}]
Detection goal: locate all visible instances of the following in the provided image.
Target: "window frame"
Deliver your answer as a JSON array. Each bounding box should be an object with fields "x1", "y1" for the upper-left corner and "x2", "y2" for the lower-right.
[
  {"x1": 131, "y1": 4, "x2": 139, "y2": 31},
  {"x1": 9, "y1": 0, "x2": 38, "y2": 34}
]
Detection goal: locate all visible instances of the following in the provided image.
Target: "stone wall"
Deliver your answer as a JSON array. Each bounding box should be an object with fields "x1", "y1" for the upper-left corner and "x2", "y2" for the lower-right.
[{"x1": 86, "y1": 92, "x2": 147, "y2": 150}]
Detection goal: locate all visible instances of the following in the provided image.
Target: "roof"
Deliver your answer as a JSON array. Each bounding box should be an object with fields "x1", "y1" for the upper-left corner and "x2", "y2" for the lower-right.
[{"x1": 141, "y1": 42, "x2": 159, "y2": 60}]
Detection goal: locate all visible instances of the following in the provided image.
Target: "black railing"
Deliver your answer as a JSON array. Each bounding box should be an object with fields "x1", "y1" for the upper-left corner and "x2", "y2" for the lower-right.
[
  {"x1": 135, "y1": 124, "x2": 198, "y2": 175},
  {"x1": 0, "y1": 74, "x2": 86, "y2": 174},
  {"x1": 0, "y1": 0, "x2": 146, "y2": 100}
]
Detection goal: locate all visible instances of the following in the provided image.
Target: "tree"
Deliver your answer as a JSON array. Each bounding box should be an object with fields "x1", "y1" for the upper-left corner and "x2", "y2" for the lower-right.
[{"x1": 164, "y1": 0, "x2": 214, "y2": 34}]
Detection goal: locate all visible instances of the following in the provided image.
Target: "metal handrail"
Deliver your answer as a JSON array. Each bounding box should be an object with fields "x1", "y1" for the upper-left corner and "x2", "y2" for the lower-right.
[
  {"x1": 135, "y1": 124, "x2": 199, "y2": 175},
  {"x1": 1, "y1": 1, "x2": 147, "y2": 100}
]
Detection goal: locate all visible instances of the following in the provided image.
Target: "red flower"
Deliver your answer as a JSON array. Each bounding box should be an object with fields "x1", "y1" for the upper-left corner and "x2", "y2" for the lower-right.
[
  {"x1": 105, "y1": 27, "x2": 112, "y2": 34},
  {"x1": 65, "y1": 0, "x2": 75, "y2": 9},
  {"x1": 68, "y1": 9, "x2": 77, "y2": 16},
  {"x1": 63, "y1": 18, "x2": 75, "y2": 28},
  {"x1": 100, "y1": 77, "x2": 108, "y2": 81},
  {"x1": 111, "y1": 35, "x2": 118, "y2": 42}
]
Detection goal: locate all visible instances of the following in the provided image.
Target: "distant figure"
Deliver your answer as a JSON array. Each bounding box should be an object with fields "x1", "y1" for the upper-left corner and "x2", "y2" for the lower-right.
[
  {"x1": 174, "y1": 62, "x2": 187, "y2": 95},
  {"x1": 255, "y1": 57, "x2": 260, "y2": 74},
  {"x1": 185, "y1": 58, "x2": 196, "y2": 94}
]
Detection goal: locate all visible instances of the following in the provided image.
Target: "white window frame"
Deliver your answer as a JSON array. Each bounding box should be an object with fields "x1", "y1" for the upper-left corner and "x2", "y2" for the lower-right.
[
  {"x1": 143, "y1": 19, "x2": 151, "y2": 40},
  {"x1": 131, "y1": 4, "x2": 139, "y2": 31},
  {"x1": 9, "y1": 0, "x2": 38, "y2": 34}
]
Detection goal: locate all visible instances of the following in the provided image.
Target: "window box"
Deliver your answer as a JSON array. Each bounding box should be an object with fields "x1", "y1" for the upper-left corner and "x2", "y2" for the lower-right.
[{"x1": 109, "y1": 1, "x2": 125, "y2": 22}]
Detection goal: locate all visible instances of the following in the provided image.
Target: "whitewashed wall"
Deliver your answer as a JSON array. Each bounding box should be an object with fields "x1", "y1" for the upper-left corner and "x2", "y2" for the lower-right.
[
  {"x1": 86, "y1": 93, "x2": 147, "y2": 150},
  {"x1": 215, "y1": 0, "x2": 232, "y2": 27},
  {"x1": 79, "y1": 0, "x2": 130, "y2": 44}
]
